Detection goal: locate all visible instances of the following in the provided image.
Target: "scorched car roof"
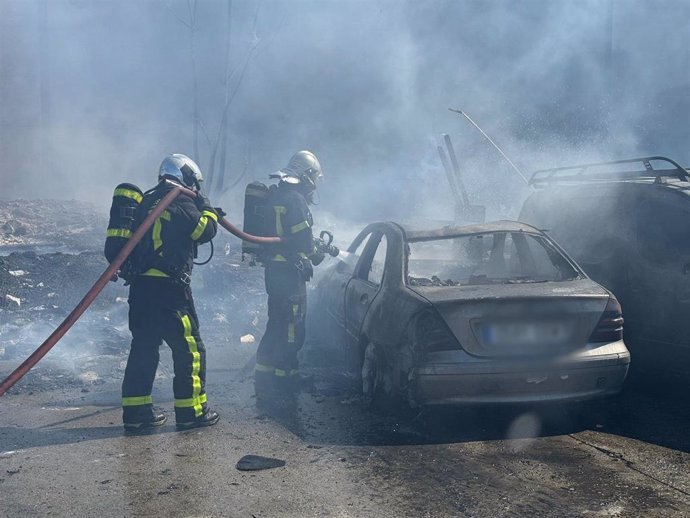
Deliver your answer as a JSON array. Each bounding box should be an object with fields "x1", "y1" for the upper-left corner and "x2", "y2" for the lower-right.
[{"x1": 401, "y1": 220, "x2": 542, "y2": 242}]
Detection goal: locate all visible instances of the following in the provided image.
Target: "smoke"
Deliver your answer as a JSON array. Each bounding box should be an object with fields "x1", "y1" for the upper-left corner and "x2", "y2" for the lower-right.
[{"x1": 1, "y1": 0, "x2": 688, "y2": 223}]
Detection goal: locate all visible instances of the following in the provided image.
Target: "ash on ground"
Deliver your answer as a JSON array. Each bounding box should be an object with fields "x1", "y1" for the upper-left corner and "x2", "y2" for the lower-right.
[
  {"x1": 0, "y1": 200, "x2": 271, "y2": 395},
  {"x1": 0, "y1": 199, "x2": 107, "y2": 254}
]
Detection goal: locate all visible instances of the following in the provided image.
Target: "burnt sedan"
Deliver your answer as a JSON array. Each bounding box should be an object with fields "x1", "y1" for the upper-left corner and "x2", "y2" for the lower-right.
[{"x1": 312, "y1": 221, "x2": 630, "y2": 407}]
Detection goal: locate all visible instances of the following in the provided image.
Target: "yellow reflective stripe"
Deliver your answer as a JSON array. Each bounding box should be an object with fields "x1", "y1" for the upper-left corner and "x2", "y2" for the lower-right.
[
  {"x1": 141, "y1": 268, "x2": 169, "y2": 278},
  {"x1": 153, "y1": 218, "x2": 163, "y2": 250},
  {"x1": 122, "y1": 395, "x2": 152, "y2": 406},
  {"x1": 255, "y1": 363, "x2": 274, "y2": 373},
  {"x1": 191, "y1": 212, "x2": 216, "y2": 240},
  {"x1": 299, "y1": 252, "x2": 308, "y2": 259},
  {"x1": 290, "y1": 220, "x2": 310, "y2": 234},
  {"x1": 271, "y1": 254, "x2": 288, "y2": 262},
  {"x1": 180, "y1": 314, "x2": 203, "y2": 417},
  {"x1": 107, "y1": 228, "x2": 132, "y2": 238},
  {"x1": 274, "y1": 369, "x2": 298, "y2": 377},
  {"x1": 146, "y1": 209, "x2": 171, "y2": 251},
  {"x1": 190, "y1": 217, "x2": 208, "y2": 240},
  {"x1": 288, "y1": 322, "x2": 296, "y2": 343},
  {"x1": 293, "y1": 304, "x2": 300, "y2": 317},
  {"x1": 114, "y1": 188, "x2": 143, "y2": 203},
  {"x1": 274, "y1": 206, "x2": 287, "y2": 236},
  {"x1": 202, "y1": 209, "x2": 218, "y2": 222},
  {"x1": 174, "y1": 393, "x2": 208, "y2": 408}
]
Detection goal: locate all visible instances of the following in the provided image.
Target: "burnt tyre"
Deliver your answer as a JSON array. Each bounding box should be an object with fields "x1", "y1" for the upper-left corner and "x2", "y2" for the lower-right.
[
  {"x1": 361, "y1": 342, "x2": 407, "y2": 412},
  {"x1": 361, "y1": 342, "x2": 386, "y2": 408}
]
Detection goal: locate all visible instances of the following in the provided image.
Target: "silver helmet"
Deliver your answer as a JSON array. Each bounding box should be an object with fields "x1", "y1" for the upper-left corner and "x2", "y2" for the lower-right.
[
  {"x1": 158, "y1": 154, "x2": 203, "y2": 190},
  {"x1": 280, "y1": 150, "x2": 323, "y2": 188}
]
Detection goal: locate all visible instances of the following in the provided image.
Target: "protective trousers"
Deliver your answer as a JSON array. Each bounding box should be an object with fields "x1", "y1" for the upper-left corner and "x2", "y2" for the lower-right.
[
  {"x1": 122, "y1": 277, "x2": 209, "y2": 423},
  {"x1": 256, "y1": 263, "x2": 307, "y2": 380}
]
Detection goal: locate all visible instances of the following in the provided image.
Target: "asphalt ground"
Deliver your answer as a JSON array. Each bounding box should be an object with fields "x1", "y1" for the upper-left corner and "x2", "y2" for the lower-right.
[{"x1": 1, "y1": 344, "x2": 688, "y2": 518}]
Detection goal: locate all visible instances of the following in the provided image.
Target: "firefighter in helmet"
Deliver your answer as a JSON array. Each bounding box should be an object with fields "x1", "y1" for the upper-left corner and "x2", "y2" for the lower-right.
[
  {"x1": 255, "y1": 150, "x2": 326, "y2": 396},
  {"x1": 120, "y1": 154, "x2": 220, "y2": 432}
]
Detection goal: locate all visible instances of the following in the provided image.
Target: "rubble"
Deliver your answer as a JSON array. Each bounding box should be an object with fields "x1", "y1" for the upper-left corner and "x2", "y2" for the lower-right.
[
  {"x1": 4, "y1": 294, "x2": 21, "y2": 308},
  {"x1": 0, "y1": 199, "x2": 107, "y2": 253}
]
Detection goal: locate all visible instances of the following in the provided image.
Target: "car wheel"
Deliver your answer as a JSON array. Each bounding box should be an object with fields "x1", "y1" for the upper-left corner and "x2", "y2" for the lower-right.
[{"x1": 361, "y1": 342, "x2": 383, "y2": 408}]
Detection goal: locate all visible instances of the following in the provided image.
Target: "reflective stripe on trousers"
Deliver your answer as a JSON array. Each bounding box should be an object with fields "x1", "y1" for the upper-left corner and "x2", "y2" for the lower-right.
[{"x1": 174, "y1": 313, "x2": 204, "y2": 418}]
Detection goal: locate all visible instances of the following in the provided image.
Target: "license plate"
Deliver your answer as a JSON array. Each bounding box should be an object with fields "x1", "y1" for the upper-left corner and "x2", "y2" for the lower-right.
[{"x1": 482, "y1": 321, "x2": 571, "y2": 347}]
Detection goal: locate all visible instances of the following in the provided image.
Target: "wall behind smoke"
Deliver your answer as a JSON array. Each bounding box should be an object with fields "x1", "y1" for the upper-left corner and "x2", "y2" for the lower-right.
[{"x1": 0, "y1": 0, "x2": 688, "y2": 223}]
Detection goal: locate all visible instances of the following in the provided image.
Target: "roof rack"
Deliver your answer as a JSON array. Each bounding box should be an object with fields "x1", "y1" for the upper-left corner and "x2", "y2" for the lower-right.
[{"x1": 530, "y1": 156, "x2": 689, "y2": 188}]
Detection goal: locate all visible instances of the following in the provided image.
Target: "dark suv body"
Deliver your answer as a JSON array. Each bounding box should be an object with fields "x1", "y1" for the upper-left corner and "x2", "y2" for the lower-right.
[{"x1": 519, "y1": 156, "x2": 690, "y2": 378}]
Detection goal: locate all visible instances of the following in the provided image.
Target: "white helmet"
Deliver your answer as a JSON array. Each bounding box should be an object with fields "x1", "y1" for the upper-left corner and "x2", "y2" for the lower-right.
[
  {"x1": 280, "y1": 150, "x2": 323, "y2": 189},
  {"x1": 158, "y1": 154, "x2": 203, "y2": 190}
]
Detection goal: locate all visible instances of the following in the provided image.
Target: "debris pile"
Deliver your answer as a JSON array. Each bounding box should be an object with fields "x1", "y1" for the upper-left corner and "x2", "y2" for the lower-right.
[{"x1": 0, "y1": 199, "x2": 107, "y2": 253}]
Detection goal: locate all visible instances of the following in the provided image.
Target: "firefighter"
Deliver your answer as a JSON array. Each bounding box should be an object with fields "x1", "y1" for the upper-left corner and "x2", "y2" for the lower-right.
[
  {"x1": 255, "y1": 150, "x2": 326, "y2": 396},
  {"x1": 120, "y1": 154, "x2": 220, "y2": 433}
]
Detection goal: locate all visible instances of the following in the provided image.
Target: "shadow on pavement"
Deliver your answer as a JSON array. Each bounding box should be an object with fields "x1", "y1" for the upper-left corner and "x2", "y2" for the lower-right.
[
  {"x1": 0, "y1": 423, "x2": 181, "y2": 450},
  {"x1": 258, "y1": 369, "x2": 690, "y2": 453}
]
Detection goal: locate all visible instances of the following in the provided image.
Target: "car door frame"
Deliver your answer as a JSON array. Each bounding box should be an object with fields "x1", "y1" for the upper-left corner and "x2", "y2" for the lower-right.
[{"x1": 344, "y1": 227, "x2": 389, "y2": 344}]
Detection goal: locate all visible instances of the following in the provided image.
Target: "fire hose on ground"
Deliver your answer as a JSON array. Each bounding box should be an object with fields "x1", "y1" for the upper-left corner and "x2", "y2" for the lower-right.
[{"x1": 0, "y1": 184, "x2": 282, "y2": 397}]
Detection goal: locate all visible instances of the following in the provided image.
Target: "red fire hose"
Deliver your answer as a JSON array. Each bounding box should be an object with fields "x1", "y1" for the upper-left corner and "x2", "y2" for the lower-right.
[
  {"x1": 177, "y1": 184, "x2": 282, "y2": 245},
  {"x1": 0, "y1": 185, "x2": 281, "y2": 396}
]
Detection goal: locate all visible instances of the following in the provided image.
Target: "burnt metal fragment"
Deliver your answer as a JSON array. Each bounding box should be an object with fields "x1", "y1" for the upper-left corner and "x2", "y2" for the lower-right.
[{"x1": 235, "y1": 455, "x2": 286, "y2": 471}]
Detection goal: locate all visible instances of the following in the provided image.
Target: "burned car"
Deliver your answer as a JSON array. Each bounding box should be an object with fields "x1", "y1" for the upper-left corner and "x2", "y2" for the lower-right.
[
  {"x1": 313, "y1": 221, "x2": 630, "y2": 407},
  {"x1": 520, "y1": 156, "x2": 690, "y2": 378}
]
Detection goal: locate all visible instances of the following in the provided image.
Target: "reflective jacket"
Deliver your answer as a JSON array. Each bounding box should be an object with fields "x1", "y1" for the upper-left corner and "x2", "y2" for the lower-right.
[
  {"x1": 135, "y1": 182, "x2": 218, "y2": 281},
  {"x1": 267, "y1": 182, "x2": 316, "y2": 264}
]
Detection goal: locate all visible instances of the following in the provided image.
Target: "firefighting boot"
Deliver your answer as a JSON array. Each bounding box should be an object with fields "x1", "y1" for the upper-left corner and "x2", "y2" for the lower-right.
[
  {"x1": 123, "y1": 412, "x2": 167, "y2": 434},
  {"x1": 176, "y1": 409, "x2": 220, "y2": 431},
  {"x1": 254, "y1": 370, "x2": 279, "y2": 401}
]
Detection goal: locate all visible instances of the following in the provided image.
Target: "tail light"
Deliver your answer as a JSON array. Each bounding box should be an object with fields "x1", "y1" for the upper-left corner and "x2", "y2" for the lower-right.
[
  {"x1": 589, "y1": 297, "x2": 624, "y2": 342},
  {"x1": 413, "y1": 309, "x2": 460, "y2": 353}
]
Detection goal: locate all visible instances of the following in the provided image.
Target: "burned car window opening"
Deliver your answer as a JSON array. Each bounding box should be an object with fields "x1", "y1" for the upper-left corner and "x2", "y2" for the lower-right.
[
  {"x1": 368, "y1": 235, "x2": 387, "y2": 286},
  {"x1": 406, "y1": 231, "x2": 579, "y2": 287}
]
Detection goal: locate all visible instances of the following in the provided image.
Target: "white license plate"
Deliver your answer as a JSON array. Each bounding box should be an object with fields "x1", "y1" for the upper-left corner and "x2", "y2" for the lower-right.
[{"x1": 483, "y1": 321, "x2": 571, "y2": 347}]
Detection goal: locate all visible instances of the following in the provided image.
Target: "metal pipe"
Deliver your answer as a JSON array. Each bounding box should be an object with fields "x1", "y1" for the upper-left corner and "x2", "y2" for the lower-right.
[
  {"x1": 436, "y1": 144, "x2": 464, "y2": 211},
  {"x1": 449, "y1": 108, "x2": 530, "y2": 185},
  {"x1": 442, "y1": 134, "x2": 471, "y2": 207}
]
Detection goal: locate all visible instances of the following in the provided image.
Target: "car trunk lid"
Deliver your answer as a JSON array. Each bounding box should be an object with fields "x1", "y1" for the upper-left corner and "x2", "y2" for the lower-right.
[{"x1": 410, "y1": 279, "x2": 610, "y2": 357}]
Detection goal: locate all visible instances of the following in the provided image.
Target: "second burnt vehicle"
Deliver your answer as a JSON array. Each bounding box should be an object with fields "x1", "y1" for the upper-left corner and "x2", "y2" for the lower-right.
[
  {"x1": 520, "y1": 156, "x2": 690, "y2": 378},
  {"x1": 312, "y1": 220, "x2": 630, "y2": 407}
]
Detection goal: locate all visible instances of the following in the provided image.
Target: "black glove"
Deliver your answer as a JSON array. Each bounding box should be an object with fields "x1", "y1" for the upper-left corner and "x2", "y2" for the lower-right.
[
  {"x1": 296, "y1": 257, "x2": 314, "y2": 281},
  {"x1": 195, "y1": 193, "x2": 213, "y2": 213},
  {"x1": 214, "y1": 206, "x2": 227, "y2": 218}
]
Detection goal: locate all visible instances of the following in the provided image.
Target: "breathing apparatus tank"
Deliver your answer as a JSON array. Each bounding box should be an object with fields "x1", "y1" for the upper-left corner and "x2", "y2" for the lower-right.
[
  {"x1": 241, "y1": 181, "x2": 275, "y2": 262},
  {"x1": 104, "y1": 183, "x2": 143, "y2": 264}
]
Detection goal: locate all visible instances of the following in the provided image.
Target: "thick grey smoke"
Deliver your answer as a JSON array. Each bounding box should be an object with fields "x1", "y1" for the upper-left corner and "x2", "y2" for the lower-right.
[{"x1": 1, "y1": 0, "x2": 688, "y2": 225}]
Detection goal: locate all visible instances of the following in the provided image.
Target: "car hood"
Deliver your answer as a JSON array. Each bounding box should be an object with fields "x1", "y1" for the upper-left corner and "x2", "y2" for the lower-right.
[{"x1": 409, "y1": 279, "x2": 611, "y2": 358}]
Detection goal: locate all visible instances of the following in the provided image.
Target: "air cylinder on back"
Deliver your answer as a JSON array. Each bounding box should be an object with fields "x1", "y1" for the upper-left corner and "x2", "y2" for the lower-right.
[
  {"x1": 242, "y1": 181, "x2": 272, "y2": 261},
  {"x1": 104, "y1": 183, "x2": 143, "y2": 264}
]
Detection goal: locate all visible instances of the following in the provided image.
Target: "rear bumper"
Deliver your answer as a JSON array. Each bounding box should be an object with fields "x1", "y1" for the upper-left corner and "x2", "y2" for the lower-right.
[{"x1": 409, "y1": 341, "x2": 630, "y2": 406}]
